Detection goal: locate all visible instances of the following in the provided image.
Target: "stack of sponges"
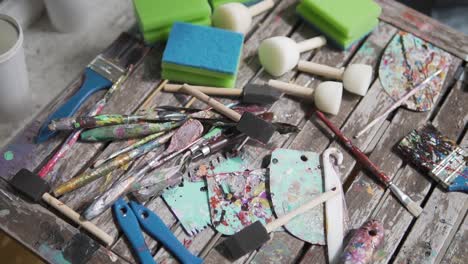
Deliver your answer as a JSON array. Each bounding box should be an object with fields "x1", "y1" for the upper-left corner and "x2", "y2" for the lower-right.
[
  {"x1": 210, "y1": 0, "x2": 260, "y2": 8},
  {"x1": 133, "y1": 0, "x2": 212, "y2": 43},
  {"x1": 162, "y1": 23, "x2": 244, "y2": 88},
  {"x1": 297, "y1": 0, "x2": 381, "y2": 49}
]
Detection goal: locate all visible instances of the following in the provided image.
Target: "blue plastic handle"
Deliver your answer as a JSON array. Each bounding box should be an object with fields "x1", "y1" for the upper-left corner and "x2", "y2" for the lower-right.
[
  {"x1": 448, "y1": 168, "x2": 468, "y2": 193},
  {"x1": 36, "y1": 68, "x2": 112, "y2": 143},
  {"x1": 113, "y1": 198, "x2": 156, "y2": 264},
  {"x1": 129, "y1": 201, "x2": 204, "y2": 264}
]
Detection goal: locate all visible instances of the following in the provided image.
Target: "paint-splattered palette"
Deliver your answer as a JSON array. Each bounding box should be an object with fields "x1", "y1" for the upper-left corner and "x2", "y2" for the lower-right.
[
  {"x1": 269, "y1": 149, "x2": 325, "y2": 245},
  {"x1": 379, "y1": 31, "x2": 452, "y2": 111}
]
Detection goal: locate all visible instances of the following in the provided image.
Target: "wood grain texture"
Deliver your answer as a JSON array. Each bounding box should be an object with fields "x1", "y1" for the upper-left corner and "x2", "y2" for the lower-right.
[
  {"x1": 0, "y1": 179, "x2": 126, "y2": 264},
  {"x1": 376, "y1": 0, "x2": 468, "y2": 61}
]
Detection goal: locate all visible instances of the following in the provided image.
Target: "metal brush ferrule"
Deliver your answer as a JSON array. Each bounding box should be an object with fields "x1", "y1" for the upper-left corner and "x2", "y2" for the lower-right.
[
  {"x1": 89, "y1": 55, "x2": 125, "y2": 83},
  {"x1": 388, "y1": 182, "x2": 411, "y2": 206},
  {"x1": 430, "y1": 147, "x2": 466, "y2": 189}
]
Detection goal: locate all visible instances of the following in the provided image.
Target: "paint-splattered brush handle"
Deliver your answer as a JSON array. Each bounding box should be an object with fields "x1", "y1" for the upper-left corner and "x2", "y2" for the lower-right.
[
  {"x1": 316, "y1": 111, "x2": 391, "y2": 184},
  {"x1": 49, "y1": 113, "x2": 188, "y2": 131},
  {"x1": 80, "y1": 121, "x2": 183, "y2": 142},
  {"x1": 53, "y1": 132, "x2": 174, "y2": 196}
]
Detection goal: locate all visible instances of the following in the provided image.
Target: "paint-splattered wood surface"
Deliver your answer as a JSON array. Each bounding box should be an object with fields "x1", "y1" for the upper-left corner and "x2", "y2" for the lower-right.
[{"x1": 0, "y1": 1, "x2": 467, "y2": 263}]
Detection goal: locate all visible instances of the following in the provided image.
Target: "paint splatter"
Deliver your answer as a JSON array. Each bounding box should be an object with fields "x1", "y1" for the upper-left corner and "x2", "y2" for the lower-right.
[
  {"x1": 3, "y1": 151, "x2": 13, "y2": 161},
  {"x1": 269, "y1": 149, "x2": 325, "y2": 245},
  {"x1": 379, "y1": 31, "x2": 452, "y2": 111}
]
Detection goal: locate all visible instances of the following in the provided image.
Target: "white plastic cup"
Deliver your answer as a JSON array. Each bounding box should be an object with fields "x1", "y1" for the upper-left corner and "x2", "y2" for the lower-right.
[
  {"x1": 0, "y1": 0, "x2": 45, "y2": 29},
  {"x1": 43, "y1": 0, "x2": 91, "y2": 33},
  {"x1": 0, "y1": 14, "x2": 31, "y2": 121}
]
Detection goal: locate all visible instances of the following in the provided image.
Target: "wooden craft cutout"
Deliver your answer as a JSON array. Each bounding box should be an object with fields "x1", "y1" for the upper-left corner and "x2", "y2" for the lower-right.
[{"x1": 269, "y1": 149, "x2": 325, "y2": 245}]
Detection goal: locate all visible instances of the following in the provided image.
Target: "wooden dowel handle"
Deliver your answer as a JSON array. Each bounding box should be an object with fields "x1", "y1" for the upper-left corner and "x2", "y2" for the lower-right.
[
  {"x1": 164, "y1": 84, "x2": 243, "y2": 96},
  {"x1": 181, "y1": 84, "x2": 242, "y2": 122},
  {"x1": 268, "y1": 79, "x2": 314, "y2": 100},
  {"x1": 265, "y1": 188, "x2": 338, "y2": 233},
  {"x1": 42, "y1": 193, "x2": 114, "y2": 246},
  {"x1": 297, "y1": 36, "x2": 327, "y2": 53},
  {"x1": 249, "y1": 0, "x2": 274, "y2": 17},
  {"x1": 298, "y1": 61, "x2": 344, "y2": 80}
]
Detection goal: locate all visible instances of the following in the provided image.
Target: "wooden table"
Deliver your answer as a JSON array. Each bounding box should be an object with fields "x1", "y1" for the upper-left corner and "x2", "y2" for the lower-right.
[{"x1": 0, "y1": 1, "x2": 466, "y2": 263}]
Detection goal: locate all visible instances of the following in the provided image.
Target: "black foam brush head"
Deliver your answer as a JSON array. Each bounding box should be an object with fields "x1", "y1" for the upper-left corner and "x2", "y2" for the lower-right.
[
  {"x1": 10, "y1": 169, "x2": 49, "y2": 202},
  {"x1": 236, "y1": 112, "x2": 276, "y2": 144},
  {"x1": 218, "y1": 221, "x2": 270, "y2": 260}
]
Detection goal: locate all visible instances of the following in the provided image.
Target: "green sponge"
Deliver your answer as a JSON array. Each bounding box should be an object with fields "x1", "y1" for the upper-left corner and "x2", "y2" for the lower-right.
[
  {"x1": 297, "y1": 0, "x2": 381, "y2": 49},
  {"x1": 143, "y1": 17, "x2": 211, "y2": 44},
  {"x1": 162, "y1": 22, "x2": 244, "y2": 88},
  {"x1": 210, "y1": 0, "x2": 260, "y2": 8},
  {"x1": 133, "y1": 0, "x2": 211, "y2": 43}
]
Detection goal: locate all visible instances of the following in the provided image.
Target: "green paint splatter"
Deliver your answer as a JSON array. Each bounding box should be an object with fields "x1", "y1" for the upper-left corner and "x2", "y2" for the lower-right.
[{"x1": 3, "y1": 151, "x2": 14, "y2": 161}]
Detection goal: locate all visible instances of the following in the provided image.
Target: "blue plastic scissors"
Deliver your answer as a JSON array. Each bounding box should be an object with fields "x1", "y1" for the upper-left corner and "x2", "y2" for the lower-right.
[{"x1": 113, "y1": 198, "x2": 203, "y2": 264}]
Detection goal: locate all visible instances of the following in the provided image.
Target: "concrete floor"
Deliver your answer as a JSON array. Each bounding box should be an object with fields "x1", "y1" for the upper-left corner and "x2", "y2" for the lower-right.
[{"x1": 0, "y1": 0, "x2": 133, "y2": 147}]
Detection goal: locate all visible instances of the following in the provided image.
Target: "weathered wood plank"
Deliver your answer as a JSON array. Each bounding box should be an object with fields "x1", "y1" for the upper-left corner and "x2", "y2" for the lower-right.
[
  {"x1": 439, "y1": 196, "x2": 467, "y2": 264},
  {"x1": 392, "y1": 130, "x2": 468, "y2": 263},
  {"x1": 376, "y1": 0, "x2": 468, "y2": 61},
  {"x1": 0, "y1": 179, "x2": 126, "y2": 264}
]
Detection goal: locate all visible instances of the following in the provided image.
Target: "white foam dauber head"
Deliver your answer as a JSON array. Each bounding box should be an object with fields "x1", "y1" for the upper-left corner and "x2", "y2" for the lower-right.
[
  {"x1": 212, "y1": 0, "x2": 274, "y2": 34},
  {"x1": 314, "y1": 82, "x2": 343, "y2": 116},
  {"x1": 342, "y1": 64, "x2": 373, "y2": 96},
  {"x1": 298, "y1": 61, "x2": 373, "y2": 96},
  {"x1": 267, "y1": 80, "x2": 343, "y2": 115},
  {"x1": 259, "y1": 36, "x2": 327, "y2": 77}
]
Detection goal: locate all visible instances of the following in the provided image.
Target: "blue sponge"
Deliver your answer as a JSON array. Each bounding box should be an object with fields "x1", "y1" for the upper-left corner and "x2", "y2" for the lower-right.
[{"x1": 162, "y1": 22, "x2": 244, "y2": 87}]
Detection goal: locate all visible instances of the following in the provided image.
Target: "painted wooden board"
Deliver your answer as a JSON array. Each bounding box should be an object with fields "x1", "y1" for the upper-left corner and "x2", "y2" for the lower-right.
[
  {"x1": 0, "y1": 179, "x2": 125, "y2": 264},
  {"x1": 269, "y1": 149, "x2": 325, "y2": 244},
  {"x1": 376, "y1": 0, "x2": 468, "y2": 61}
]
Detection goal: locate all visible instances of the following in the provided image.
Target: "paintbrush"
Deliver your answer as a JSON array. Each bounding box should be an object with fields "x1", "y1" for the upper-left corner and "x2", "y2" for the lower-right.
[
  {"x1": 82, "y1": 119, "x2": 204, "y2": 220},
  {"x1": 36, "y1": 33, "x2": 147, "y2": 143},
  {"x1": 397, "y1": 124, "x2": 467, "y2": 193},
  {"x1": 80, "y1": 121, "x2": 184, "y2": 142},
  {"x1": 164, "y1": 83, "x2": 281, "y2": 105},
  {"x1": 48, "y1": 112, "x2": 188, "y2": 131},
  {"x1": 93, "y1": 133, "x2": 163, "y2": 168},
  {"x1": 52, "y1": 132, "x2": 173, "y2": 196},
  {"x1": 219, "y1": 188, "x2": 339, "y2": 260},
  {"x1": 355, "y1": 69, "x2": 443, "y2": 138},
  {"x1": 315, "y1": 111, "x2": 423, "y2": 217}
]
